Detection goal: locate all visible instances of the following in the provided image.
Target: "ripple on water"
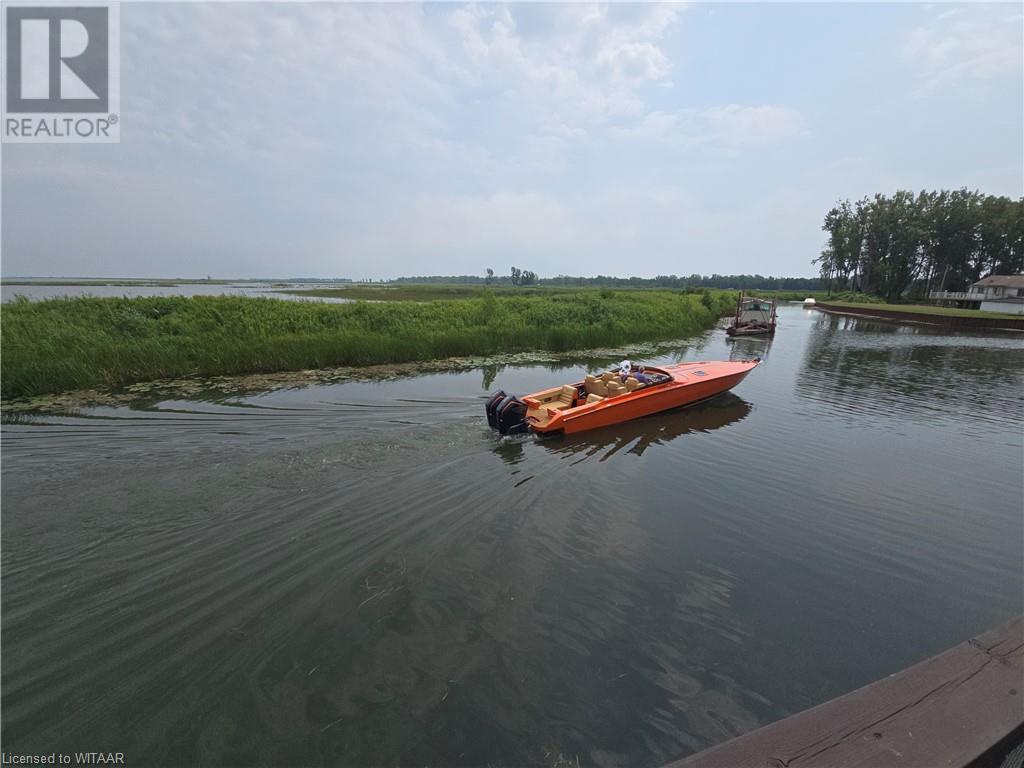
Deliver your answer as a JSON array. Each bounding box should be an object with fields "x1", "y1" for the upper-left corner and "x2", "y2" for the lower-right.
[{"x1": 2, "y1": 309, "x2": 1021, "y2": 765}]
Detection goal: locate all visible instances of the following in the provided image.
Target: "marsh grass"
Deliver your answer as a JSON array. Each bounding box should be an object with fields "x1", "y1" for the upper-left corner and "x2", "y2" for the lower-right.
[{"x1": 1, "y1": 290, "x2": 735, "y2": 399}]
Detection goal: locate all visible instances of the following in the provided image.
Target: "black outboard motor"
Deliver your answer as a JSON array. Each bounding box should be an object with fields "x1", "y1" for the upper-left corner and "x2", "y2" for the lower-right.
[
  {"x1": 504, "y1": 419, "x2": 529, "y2": 436},
  {"x1": 487, "y1": 390, "x2": 529, "y2": 435},
  {"x1": 496, "y1": 397, "x2": 528, "y2": 435},
  {"x1": 485, "y1": 390, "x2": 506, "y2": 427}
]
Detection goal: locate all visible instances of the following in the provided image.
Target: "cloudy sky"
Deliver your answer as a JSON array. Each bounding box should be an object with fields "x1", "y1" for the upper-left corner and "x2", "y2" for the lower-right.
[{"x1": 2, "y1": 2, "x2": 1021, "y2": 280}]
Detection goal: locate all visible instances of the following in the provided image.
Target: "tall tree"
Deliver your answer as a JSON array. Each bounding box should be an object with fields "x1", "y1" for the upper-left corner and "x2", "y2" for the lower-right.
[{"x1": 817, "y1": 189, "x2": 1022, "y2": 299}]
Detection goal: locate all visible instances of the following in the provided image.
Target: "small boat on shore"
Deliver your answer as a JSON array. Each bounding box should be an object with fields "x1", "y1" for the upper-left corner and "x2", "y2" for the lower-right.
[
  {"x1": 486, "y1": 359, "x2": 760, "y2": 435},
  {"x1": 803, "y1": 297, "x2": 816, "y2": 308},
  {"x1": 726, "y1": 294, "x2": 777, "y2": 337}
]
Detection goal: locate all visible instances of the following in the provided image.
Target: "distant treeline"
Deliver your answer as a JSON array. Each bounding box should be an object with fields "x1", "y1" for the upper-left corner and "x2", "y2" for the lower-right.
[
  {"x1": 392, "y1": 273, "x2": 824, "y2": 291},
  {"x1": 816, "y1": 189, "x2": 1024, "y2": 302}
]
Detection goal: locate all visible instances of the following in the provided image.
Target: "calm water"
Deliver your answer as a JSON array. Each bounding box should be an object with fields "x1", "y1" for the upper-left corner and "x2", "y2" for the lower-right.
[
  {"x1": 0, "y1": 282, "x2": 353, "y2": 303},
  {"x1": 2, "y1": 308, "x2": 1022, "y2": 767}
]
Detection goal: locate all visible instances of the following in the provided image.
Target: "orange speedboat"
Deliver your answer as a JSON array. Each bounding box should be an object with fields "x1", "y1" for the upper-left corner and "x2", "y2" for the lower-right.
[{"x1": 485, "y1": 359, "x2": 760, "y2": 436}]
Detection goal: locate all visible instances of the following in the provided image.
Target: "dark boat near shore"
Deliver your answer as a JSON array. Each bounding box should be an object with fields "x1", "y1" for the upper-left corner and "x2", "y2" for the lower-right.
[{"x1": 726, "y1": 294, "x2": 777, "y2": 337}]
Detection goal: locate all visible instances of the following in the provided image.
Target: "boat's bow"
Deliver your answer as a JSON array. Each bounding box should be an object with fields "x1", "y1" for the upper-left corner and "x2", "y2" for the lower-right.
[{"x1": 660, "y1": 358, "x2": 760, "y2": 383}]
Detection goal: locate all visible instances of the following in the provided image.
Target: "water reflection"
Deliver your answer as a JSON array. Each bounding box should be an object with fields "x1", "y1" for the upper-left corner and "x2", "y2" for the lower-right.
[
  {"x1": 491, "y1": 435, "x2": 527, "y2": 465},
  {"x1": 539, "y1": 393, "x2": 752, "y2": 460},
  {"x1": 796, "y1": 315, "x2": 1024, "y2": 431},
  {"x1": 726, "y1": 333, "x2": 774, "y2": 362},
  {"x1": 481, "y1": 364, "x2": 501, "y2": 391}
]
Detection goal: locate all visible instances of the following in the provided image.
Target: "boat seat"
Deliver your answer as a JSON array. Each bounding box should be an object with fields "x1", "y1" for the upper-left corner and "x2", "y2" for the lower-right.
[
  {"x1": 585, "y1": 393, "x2": 604, "y2": 404},
  {"x1": 584, "y1": 375, "x2": 599, "y2": 394},
  {"x1": 606, "y1": 382, "x2": 625, "y2": 397},
  {"x1": 546, "y1": 384, "x2": 577, "y2": 412},
  {"x1": 600, "y1": 372, "x2": 616, "y2": 383},
  {"x1": 591, "y1": 379, "x2": 608, "y2": 397},
  {"x1": 624, "y1": 377, "x2": 640, "y2": 391}
]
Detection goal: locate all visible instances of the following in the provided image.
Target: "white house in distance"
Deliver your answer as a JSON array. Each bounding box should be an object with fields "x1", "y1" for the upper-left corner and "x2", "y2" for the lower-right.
[{"x1": 930, "y1": 274, "x2": 1024, "y2": 314}]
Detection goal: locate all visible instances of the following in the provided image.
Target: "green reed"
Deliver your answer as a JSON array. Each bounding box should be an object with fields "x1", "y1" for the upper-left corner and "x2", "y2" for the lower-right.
[{"x1": 1, "y1": 290, "x2": 735, "y2": 399}]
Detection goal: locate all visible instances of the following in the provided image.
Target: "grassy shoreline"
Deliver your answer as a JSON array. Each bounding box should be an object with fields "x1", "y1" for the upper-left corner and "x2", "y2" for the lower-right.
[{"x1": 1, "y1": 290, "x2": 735, "y2": 400}]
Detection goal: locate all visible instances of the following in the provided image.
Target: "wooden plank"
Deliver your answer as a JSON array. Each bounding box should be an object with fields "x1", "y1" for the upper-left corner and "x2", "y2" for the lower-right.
[{"x1": 666, "y1": 617, "x2": 1024, "y2": 768}]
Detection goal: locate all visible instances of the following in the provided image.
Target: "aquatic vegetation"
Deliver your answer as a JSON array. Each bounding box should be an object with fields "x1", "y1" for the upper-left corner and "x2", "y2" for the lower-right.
[{"x1": 1, "y1": 290, "x2": 735, "y2": 398}]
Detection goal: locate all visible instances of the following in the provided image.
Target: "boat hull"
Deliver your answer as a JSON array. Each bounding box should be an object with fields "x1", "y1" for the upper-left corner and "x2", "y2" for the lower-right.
[
  {"x1": 726, "y1": 325, "x2": 775, "y2": 337},
  {"x1": 525, "y1": 360, "x2": 759, "y2": 435}
]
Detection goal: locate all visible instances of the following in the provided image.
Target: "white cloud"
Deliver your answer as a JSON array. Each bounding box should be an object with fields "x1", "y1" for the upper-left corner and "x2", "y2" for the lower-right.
[
  {"x1": 318, "y1": 190, "x2": 577, "y2": 277},
  {"x1": 7, "y1": 3, "x2": 1016, "y2": 282},
  {"x1": 600, "y1": 41, "x2": 670, "y2": 83},
  {"x1": 411, "y1": 191, "x2": 576, "y2": 251},
  {"x1": 701, "y1": 105, "x2": 808, "y2": 146},
  {"x1": 611, "y1": 105, "x2": 807, "y2": 148},
  {"x1": 111, "y1": 2, "x2": 697, "y2": 186},
  {"x1": 906, "y1": 6, "x2": 1023, "y2": 93},
  {"x1": 447, "y1": 2, "x2": 685, "y2": 137}
]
